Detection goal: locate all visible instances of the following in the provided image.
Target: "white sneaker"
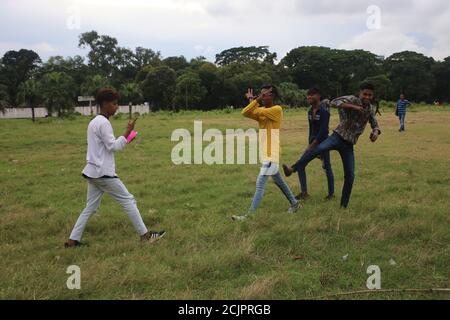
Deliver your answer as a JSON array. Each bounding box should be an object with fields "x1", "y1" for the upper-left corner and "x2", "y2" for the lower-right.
[
  {"x1": 232, "y1": 214, "x2": 249, "y2": 221},
  {"x1": 287, "y1": 201, "x2": 301, "y2": 214},
  {"x1": 141, "y1": 230, "x2": 166, "y2": 243}
]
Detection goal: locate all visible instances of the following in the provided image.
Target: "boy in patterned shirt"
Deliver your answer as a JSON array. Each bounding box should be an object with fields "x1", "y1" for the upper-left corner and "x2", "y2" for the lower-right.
[{"x1": 283, "y1": 82, "x2": 381, "y2": 208}]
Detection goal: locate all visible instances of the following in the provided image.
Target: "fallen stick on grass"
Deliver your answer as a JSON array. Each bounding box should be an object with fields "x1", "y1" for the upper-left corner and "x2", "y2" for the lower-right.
[{"x1": 312, "y1": 288, "x2": 450, "y2": 299}]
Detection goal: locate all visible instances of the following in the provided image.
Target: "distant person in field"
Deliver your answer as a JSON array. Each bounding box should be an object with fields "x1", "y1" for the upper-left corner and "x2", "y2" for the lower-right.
[
  {"x1": 283, "y1": 82, "x2": 381, "y2": 208},
  {"x1": 294, "y1": 87, "x2": 334, "y2": 201},
  {"x1": 396, "y1": 94, "x2": 411, "y2": 132},
  {"x1": 65, "y1": 88, "x2": 165, "y2": 247},
  {"x1": 372, "y1": 97, "x2": 382, "y2": 116},
  {"x1": 232, "y1": 85, "x2": 301, "y2": 221}
]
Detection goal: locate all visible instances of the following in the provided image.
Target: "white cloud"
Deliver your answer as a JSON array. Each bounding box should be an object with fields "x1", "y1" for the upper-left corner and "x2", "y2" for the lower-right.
[
  {"x1": 336, "y1": 0, "x2": 450, "y2": 60},
  {"x1": 0, "y1": 0, "x2": 449, "y2": 61},
  {"x1": 339, "y1": 27, "x2": 426, "y2": 58},
  {"x1": 0, "y1": 41, "x2": 58, "y2": 57},
  {"x1": 194, "y1": 45, "x2": 215, "y2": 56}
]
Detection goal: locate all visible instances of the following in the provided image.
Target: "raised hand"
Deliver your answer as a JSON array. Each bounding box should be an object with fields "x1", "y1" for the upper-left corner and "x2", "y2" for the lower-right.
[
  {"x1": 124, "y1": 118, "x2": 137, "y2": 138},
  {"x1": 370, "y1": 130, "x2": 379, "y2": 142},
  {"x1": 245, "y1": 88, "x2": 255, "y2": 102},
  {"x1": 127, "y1": 118, "x2": 137, "y2": 131}
]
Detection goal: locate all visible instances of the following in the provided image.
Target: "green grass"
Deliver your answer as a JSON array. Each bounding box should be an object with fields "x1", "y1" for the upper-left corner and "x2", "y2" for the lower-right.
[{"x1": 0, "y1": 106, "x2": 449, "y2": 299}]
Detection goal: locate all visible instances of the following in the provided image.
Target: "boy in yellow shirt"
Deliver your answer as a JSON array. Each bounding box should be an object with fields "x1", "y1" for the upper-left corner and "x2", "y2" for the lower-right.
[{"x1": 232, "y1": 85, "x2": 301, "y2": 221}]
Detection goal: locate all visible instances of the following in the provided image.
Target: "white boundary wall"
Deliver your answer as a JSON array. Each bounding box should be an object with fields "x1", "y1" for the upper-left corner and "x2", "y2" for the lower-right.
[{"x1": 0, "y1": 105, "x2": 150, "y2": 119}]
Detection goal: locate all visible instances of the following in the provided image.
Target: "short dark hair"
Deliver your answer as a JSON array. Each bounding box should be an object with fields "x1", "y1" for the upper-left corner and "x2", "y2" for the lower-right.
[
  {"x1": 261, "y1": 84, "x2": 278, "y2": 98},
  {"x1": 307, "y1": 86, "x2": 321, "y2": 96},
  {"x1": 360, "y1": 82, "x2": 375, "y2": 91},
  {"x1": 96, "y1": 87, "x2": 120, "y2": 107}
]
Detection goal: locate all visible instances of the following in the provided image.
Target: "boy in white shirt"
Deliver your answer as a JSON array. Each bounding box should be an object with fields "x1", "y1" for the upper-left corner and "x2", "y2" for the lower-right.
[{"x1": 65, "y1": 88, "x2": 165, "y2": 247}]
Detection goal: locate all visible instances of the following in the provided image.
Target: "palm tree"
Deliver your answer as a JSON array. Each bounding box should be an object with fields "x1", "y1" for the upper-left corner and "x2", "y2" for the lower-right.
[
  {"x1": 18, "y1": 79, "x2": 41, "y2": 121},
  {"x1": 120, "y1": 82, "x2": 143, "y2": 118},
  {"x1": 41, "y1": 72, "x2": 77, "y2": 117},
  {"x1": 0, "y1": 84, "x2": 9, "y2": 113}
]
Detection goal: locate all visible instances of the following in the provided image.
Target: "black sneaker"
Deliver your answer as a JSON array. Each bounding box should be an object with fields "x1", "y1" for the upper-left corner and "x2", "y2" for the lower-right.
[
  {"x1": 295, "y1": 192, "x2": 310, "y2": 200},
  {"x1": 324, "y1": 194, "x2": 335, "y2": 201},
  {"x1": 64, "y1": 240, "x2": 86, "y2": 248},
  {"x1": 141, "y1": 230, "x2": 166, "y2": 243},
  {"x1": 282, "y1": 164, "x2": 294, "y2": 177}
]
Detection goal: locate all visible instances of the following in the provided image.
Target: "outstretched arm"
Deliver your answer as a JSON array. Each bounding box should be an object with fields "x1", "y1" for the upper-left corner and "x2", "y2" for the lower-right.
[
  {"x1": 331, "y1": 96, "x2": 364, "y2": 113},
  {"x1": 369, "y1": 107, "x2": 381, "y2": 142}
]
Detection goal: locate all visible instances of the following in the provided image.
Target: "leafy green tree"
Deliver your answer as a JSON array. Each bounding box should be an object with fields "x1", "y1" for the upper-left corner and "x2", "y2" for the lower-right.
[
  {"x1": 40, "y1": 55, "x2": 89, "y2": 97},
  {"x1": 231, "y1": 71, "x2": 272, "y2": 95},
  {"x1": 2, "y1": 30, "x2": 446, "y2": 113},
  {"x1": 140, "y1": 65, "x2": 177, "y2": 110},
  {"x1": 214, "y1": 61, "x2": 278, "y2": 107},
  {"x1": 1, "y1": 49, "x2": 41, "y2": 106},
  {"x1": 384, "y1": 51, "x2": 435, "y2": 102},
  {"x1": 18, "y1": 79, "x2": 42, "y2": 121},
  {"x1": 0, "y1": 59, "x2": 9, "y2": 110},
  {"x1": 336, "y1": 49, "x2": 384, "y2": 94},
  {"x1": 174, "y1": 71, "x2": 207, "y2": 110},
  {"x1": 120, "y1": 82, "x2": 143, "y2": 105},
  {"x1": 215, "y1": 46, "x2": 277, "y2": 66},
  {"x1": 114, "y1": 47, "x2": 137, "y2": 84},
  {"x1": 40, "y1": 72, "x2": 77, "y2": 116},
  {"x1": 0, "y1": 60, "x2": 9, "y2": 109},
  {"x1": 0, "y1": 84, "x2": 9, "y2": 110},
  {"x1": 81, "y1": 75, "x2": 111, "y2": 96},
  {"x1": 120, "y1": 82, "x2": 143, "y2": 117},
  {"x1": 281, "y1": 46, "x2": 338, "y2": 96},
  {"x1": 363, "y1": 74, "x2": 392, "y2": 101},
  {"x1": 281, "y1": 47, "x2": 383, "y2": 97},
  {"x1": 278, "y1": 82, "x2": 308, "y2": 107},
  {"x1": 189, "y1": 56, "x2": 208, "y2": 67},
  {"x1": 432, "y1": 57, "x2": 450, "y2": 102},
  {"x1": 134, "y1": 47, "x2": 161, "y2": 69},
  {"x1": 197, "y1": 62, "x2": 221, "y2": 109},
  {"x1": 79, "y1": 31, "x2": 163, "y2": 87},
  {"x1": 78, "y1": 31, "x2": 119, "y2": 77},
  {"x1": 163, "y1": 56, "x2": 189, "y2": 74}
]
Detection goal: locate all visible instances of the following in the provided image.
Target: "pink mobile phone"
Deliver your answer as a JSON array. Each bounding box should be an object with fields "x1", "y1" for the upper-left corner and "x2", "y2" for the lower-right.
[{"x1": 127, "y1": 130, "x2": 138, "y2": 143}]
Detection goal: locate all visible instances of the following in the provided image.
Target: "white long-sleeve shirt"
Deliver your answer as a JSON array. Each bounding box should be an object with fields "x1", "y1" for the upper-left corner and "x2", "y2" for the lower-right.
[{"x1": 82, "y1": 115, "x2": 127, "y2": 178}]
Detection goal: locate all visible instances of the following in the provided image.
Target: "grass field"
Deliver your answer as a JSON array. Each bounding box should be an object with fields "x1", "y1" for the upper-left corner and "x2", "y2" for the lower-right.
[{"x1": 0, "y1": 105, "x2": 449, "y2": 300}]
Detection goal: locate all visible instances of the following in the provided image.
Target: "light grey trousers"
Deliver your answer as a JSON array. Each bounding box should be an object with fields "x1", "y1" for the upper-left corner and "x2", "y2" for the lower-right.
[{"x1": 69, "y1": 178, "x2": 148, "y2": 241}]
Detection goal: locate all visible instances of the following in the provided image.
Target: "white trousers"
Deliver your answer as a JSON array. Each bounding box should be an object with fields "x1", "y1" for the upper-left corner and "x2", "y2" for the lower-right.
[{"x1": 69, "y1": 178, "x2": 148, "y2": 241}]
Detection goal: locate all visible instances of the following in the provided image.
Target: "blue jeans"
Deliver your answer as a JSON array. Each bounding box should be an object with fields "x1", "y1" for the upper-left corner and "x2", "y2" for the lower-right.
[
  {"x1": 249, "y1": 162, "x2": 297, "y2": 213},
  {"x1": 399, "y1": 113, "x2": 406, "y2": 131},
  {"x1": 292, "y1": 133, "x2": 355, "y2": 208},
  {"x1": 298, "y1": 149, "x2": 334, "y2": 197}
]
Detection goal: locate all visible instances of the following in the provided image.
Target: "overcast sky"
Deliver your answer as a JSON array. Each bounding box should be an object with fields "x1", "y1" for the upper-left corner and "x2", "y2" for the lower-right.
[{"x1": 1, "y1": 0, "x2": 449, "y2": 62}]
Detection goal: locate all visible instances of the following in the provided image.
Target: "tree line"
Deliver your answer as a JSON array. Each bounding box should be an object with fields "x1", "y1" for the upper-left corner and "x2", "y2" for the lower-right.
[{"x1": 1, "y1": 30, "x2": 449, "y2": 115}]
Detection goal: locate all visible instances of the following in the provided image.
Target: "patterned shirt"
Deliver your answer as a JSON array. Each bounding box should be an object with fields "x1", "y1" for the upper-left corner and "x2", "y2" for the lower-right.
[
  {"x1": 396, "y1": 99, "x2": 411, "y2": 114},
  {"x1": 330, "y1": 95, "x2": 381, "y2": 145}
]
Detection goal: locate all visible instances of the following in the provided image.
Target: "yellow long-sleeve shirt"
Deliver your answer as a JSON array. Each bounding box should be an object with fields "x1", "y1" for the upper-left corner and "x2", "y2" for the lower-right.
[{"x1": 241, "y1": 100, "x2": 282, "y2": 163}]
